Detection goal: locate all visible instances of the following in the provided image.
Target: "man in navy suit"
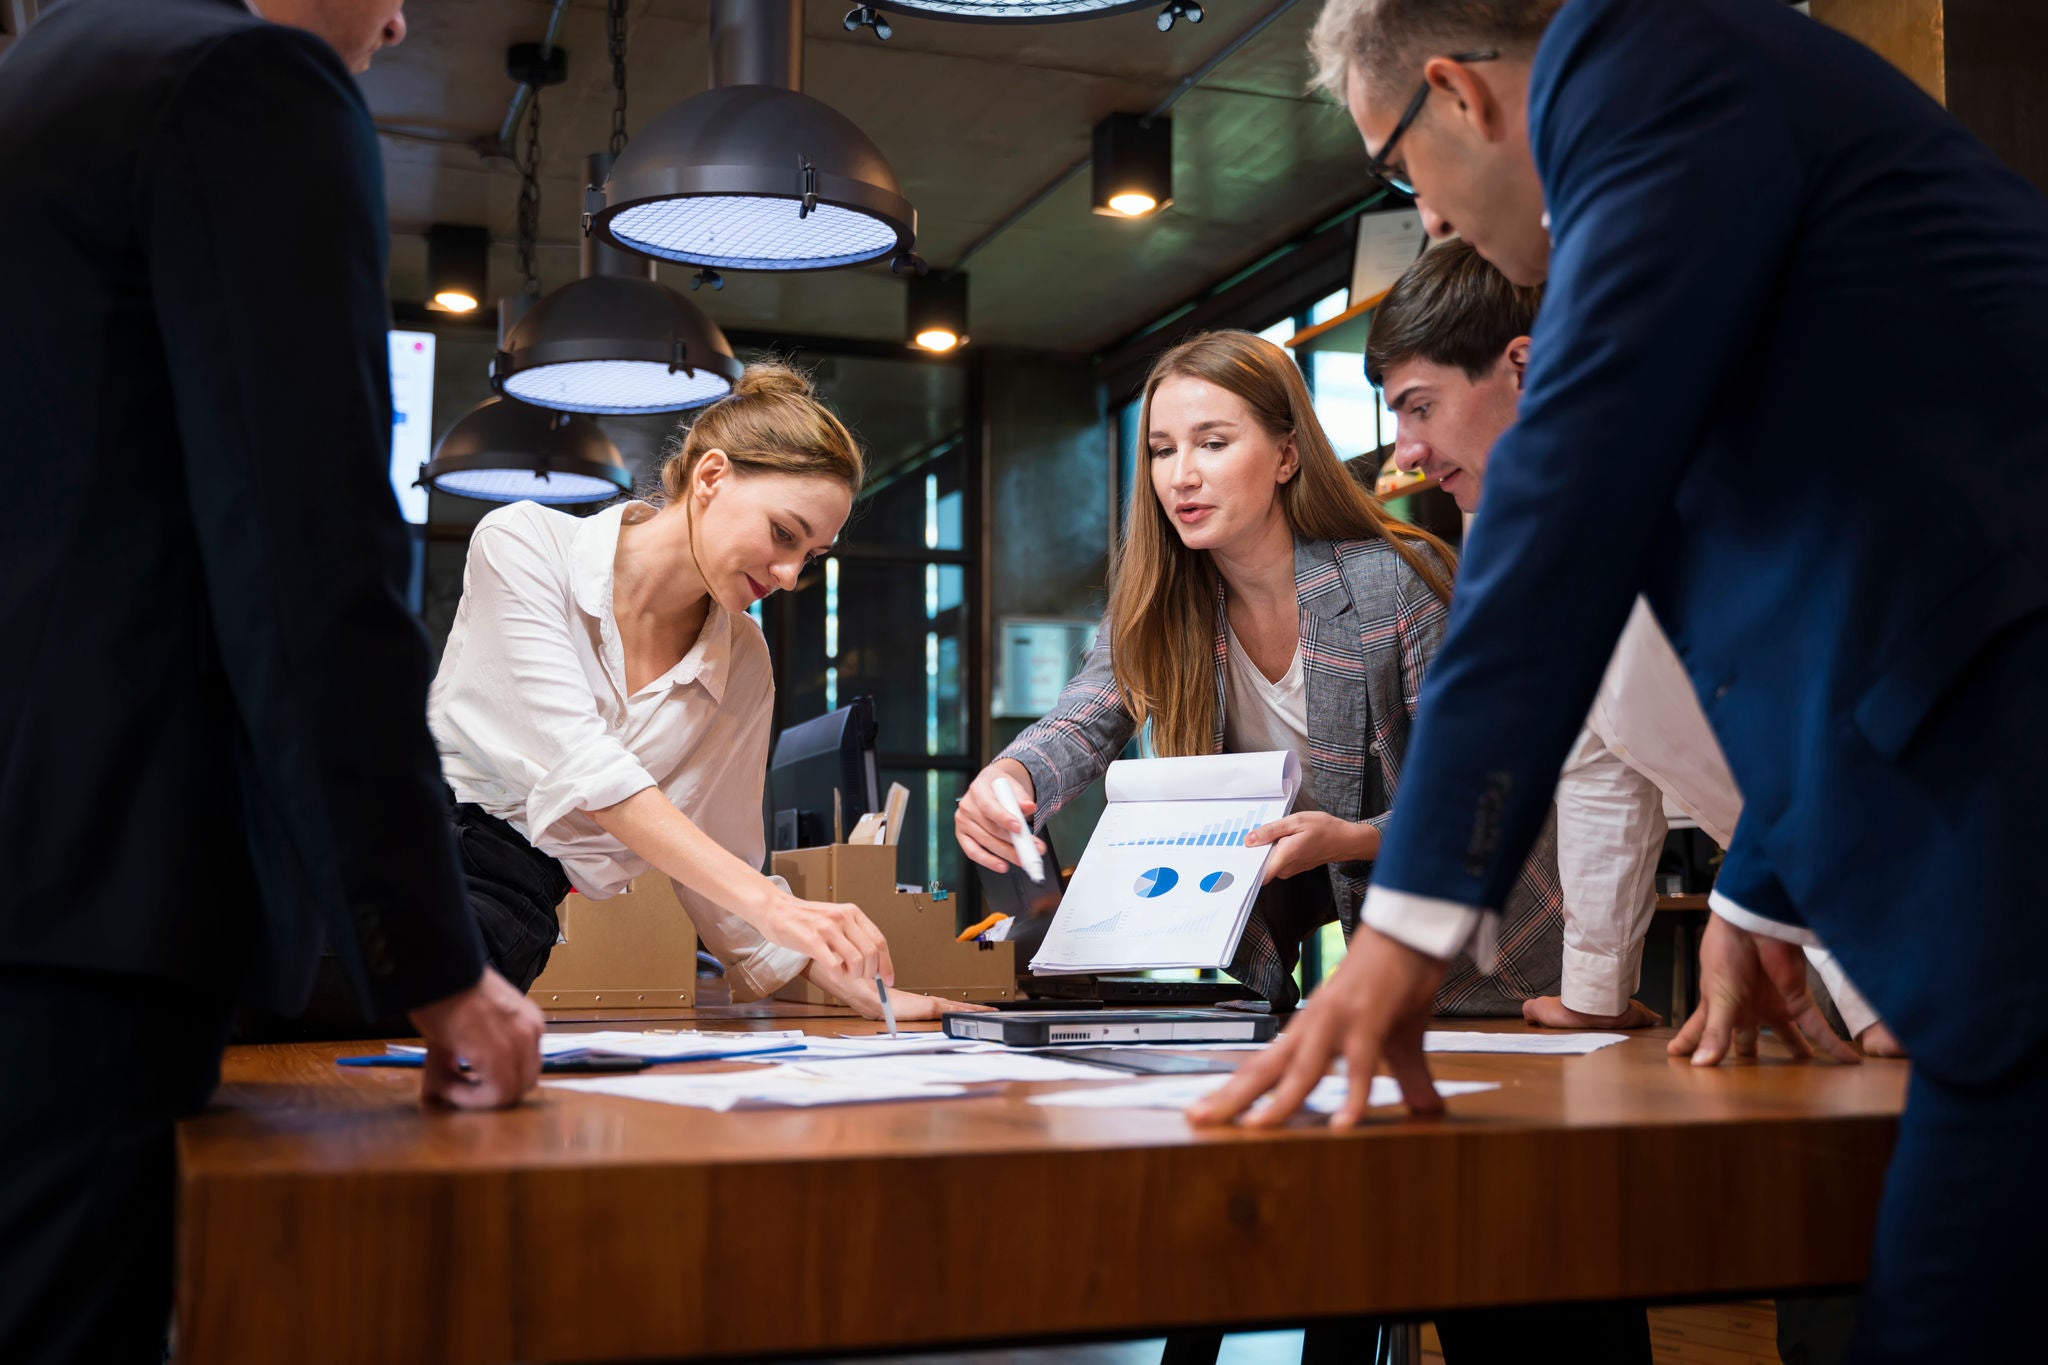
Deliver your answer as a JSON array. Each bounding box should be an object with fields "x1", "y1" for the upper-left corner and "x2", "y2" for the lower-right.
[
  {"x1": 1198, "y1": 0, "x2": 2048, "y2": 1355},
  {"x1": 0, "y1": 2, "x2": 544, "y2": 1359}
]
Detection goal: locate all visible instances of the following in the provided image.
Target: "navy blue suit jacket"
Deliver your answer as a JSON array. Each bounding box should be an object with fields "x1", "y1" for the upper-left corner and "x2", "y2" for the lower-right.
[
  {"x1": 0, "y1": 0, "x2": 484, "y2": 1015},
  {"x1": 1374, "y1": 0, "x2": 2048, "y2": 1081}
]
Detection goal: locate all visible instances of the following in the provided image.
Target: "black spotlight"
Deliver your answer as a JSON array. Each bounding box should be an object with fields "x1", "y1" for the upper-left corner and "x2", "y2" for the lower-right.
[
  {"x1": 907, "y1": 270, "x2": 968, "y2": 353},
  {"x1": 1091, "y1": 113, "x2": 1172, "y2": 218},
  {"x1": 426, "y1": 223, "x2": 489, "y2": 312}
]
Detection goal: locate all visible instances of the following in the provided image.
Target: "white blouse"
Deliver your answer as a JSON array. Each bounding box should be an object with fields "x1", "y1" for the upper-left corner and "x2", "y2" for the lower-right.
[
  {"x1": 428, "y1": 500, "x2": 806, "y2": 999},
  {"x1": 1220, "y1": 621, "x2": 1321, "y2": 812}
]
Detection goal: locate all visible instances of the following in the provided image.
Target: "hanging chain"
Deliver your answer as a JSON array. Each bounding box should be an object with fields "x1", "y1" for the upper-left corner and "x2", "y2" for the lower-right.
[
  {"x1": 607, "y1": 0, "x2": 629, "y2": 156},
  {"x1": 515, "y1": 92, "x2": 543, "y2": 297}
]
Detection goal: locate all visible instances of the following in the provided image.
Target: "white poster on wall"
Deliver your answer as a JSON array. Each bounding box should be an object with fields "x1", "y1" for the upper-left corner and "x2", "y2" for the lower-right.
[{"x1": 388, "y1": 330, "x2": 435, "y2": 525}]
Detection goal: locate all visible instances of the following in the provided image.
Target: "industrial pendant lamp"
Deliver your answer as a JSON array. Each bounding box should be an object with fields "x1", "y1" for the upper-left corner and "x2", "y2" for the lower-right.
[
  {"x1": 907, "y1": 271, "x2": 968, "y2": 352},
  {"x1": 421, "y1": 298, "x2": 633, "y2": 505},
  {"x1": 493, "y1": 151, "x2": 743, "y2": 414},
  {"x1": 1091, "y1": 113, "x2": 1172, "y2": 216},
  {"x1": 588, "y1": 0, "x2": 917, "y2": 274},
  {"x1": 840, "y1": 2, "x2": 1194, "y2": 37}
]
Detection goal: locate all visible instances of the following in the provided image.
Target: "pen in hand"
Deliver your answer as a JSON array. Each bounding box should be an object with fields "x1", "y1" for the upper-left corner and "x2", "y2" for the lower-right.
[
  {"x1": 876, "y1": 976, "x2": 899, "y2": 1037},
  {"x1": 991, "y1": 776, "x2": 1046, "y2": 883}
]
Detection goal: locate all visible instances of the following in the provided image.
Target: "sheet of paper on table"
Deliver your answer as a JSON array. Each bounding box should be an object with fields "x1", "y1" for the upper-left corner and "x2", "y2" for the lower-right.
[
  {"x1": 1029, "y1": 1074, "x2": 1500, "y2": 1114},
  {"x1": 387, "y1": 1029, "x2": 809, "y2": 1063},
  {"x1": 1064, "y1": 1031, "x2": 1627, "y2": 1057},
  {"x1": 787, "y1": 1051, "x2": 1124, "y2": 1086},
  {"x1": 547, "y1": 1069, "x2": 970, "y2": 1112}
]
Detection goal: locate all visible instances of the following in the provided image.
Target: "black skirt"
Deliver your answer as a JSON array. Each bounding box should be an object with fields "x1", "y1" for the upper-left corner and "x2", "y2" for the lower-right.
[{"x1": 448, "y1": 795, "x2": 574, "y2": 993}]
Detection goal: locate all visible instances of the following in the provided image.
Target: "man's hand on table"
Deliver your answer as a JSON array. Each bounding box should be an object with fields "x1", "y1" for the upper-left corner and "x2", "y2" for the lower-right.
[
  {"x1": 1858, "y1": 1020, "x2": 1908, "y2": 1058},
  {"x1": 1187, "y1": 926, "x2": 1448, "y2": 1128},
  {"x1": 407, "y1": 966, "x2": 546, "y2": 1108},
  {"x1": 1522, "y1": 995, "x2": 1663, "y2": 1030},
  {"x1": 1668, "y1": 915, "x2": 1861, "y2": 1066}
]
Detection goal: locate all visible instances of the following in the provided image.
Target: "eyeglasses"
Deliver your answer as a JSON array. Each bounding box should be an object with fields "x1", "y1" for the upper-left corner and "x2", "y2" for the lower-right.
[{"x1": 1361, "y1": 50, "x2": 1499, "y2": 197}]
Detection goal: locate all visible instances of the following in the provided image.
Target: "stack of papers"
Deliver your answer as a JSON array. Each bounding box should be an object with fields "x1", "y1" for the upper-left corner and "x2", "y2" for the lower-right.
[
  {"x1": 1422, "y1": 1031, "x2": 1629, "y2": 1055},
  {"x1": 786, "y1": 1051, "x2": 1121, "y2": 1087},
  {"x1": 550, "y1": 1070, "x2": 970, "y2": 1112},
  {"x1": 1030, "y1": 1074, "x2": 1500, "y2": 1114},
  {"x1": 386, "y1": 1029, "x2": 808, "y2": 1064},
  {"x1": 1032, "y1": 751, "x2": 1301, "y2": 976}
]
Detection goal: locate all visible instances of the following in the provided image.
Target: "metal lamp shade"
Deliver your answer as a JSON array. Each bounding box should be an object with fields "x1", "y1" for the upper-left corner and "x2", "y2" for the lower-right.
[
  {"x1": 422, "y1": 397, "x2": 631, "y2": 505},
  {"x1": 874, "y1": 1, "x2": 1157, "y2": 18},
  {"x1": 490, "y1": 273, "x2": 743, "y2": 415},
  {"x1": 590, "y1": 85, "x2": 916, "y2": 272}
]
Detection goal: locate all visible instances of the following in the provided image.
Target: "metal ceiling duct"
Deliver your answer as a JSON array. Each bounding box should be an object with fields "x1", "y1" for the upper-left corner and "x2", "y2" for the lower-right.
[
  {"x1": 588, "y1": 0, "x2": 917, "y2": 273},
  {"x1": 853, "y1": 1, "x2": 1162, "y2": 21},
  {"x1": 493, "y1": 152, "x2": 743, "y2": 415}
]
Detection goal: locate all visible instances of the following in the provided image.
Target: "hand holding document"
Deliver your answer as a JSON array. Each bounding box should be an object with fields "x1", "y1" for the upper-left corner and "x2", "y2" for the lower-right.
[{"x1": 1031, "y1": 751, "x2": 1301, "y2": 976}]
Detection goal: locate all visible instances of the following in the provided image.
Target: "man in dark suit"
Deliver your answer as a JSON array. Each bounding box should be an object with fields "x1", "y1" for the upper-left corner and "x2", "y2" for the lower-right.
[
  {"x1": 1199, "y1": 0, "x2": 2048, "y2": 1356},
  {"x1": 0, "y1": 2, "x2": 544, "y2": 1359}
]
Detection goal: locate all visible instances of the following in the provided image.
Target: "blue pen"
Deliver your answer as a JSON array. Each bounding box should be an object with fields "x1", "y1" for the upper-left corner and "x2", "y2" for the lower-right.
[{"x1": 337, "y1": 1042, "x2": 805, "y2": 1071}]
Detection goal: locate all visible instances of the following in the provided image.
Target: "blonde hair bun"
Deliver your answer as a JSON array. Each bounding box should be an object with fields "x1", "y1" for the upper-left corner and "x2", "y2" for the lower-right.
[{"x1": 658, "y1": 359, "x2": 863, "y2": 502}]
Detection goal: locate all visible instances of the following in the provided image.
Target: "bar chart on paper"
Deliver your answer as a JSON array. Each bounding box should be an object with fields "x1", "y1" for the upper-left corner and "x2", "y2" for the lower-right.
[{"x1": 1104, "y1": 802, "x2": 1283, "y2": 850}]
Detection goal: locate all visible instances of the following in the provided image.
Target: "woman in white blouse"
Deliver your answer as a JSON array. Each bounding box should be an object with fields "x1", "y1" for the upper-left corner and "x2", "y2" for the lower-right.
[{"x1": 430, "y1": 363, "x2": 968, "y2": 1021}]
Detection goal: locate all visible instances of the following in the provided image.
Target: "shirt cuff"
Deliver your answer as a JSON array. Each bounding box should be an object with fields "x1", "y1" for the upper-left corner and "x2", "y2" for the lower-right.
[
  {"x1": 724, "y1": 941, "x2": 811, "y2": 1003},
  {"x1": 1805, "y1": 945, "x2": 1881, "y2": 1039},
  {"x1": 1708, "y1": 890, "x2": 1820, "y2": 946},
  {"x1": 1362, "y1": 884, "x2": 1489, "y2": 966},
  {"x1": 1560, "y1": 940, "x2": 1646, "y2": 1018}
]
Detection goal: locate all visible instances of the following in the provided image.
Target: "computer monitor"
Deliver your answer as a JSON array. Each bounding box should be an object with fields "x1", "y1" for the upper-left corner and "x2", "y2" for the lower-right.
[{"x1": 768, "y1": 695, "x2": 880, "y2": 851}]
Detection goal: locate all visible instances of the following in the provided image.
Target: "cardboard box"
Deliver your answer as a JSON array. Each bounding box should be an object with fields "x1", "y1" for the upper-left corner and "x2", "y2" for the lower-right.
[
  {"x1": 528, "y1": 872, "x2": 698, "y2": 1011},
  {"x1": 772, "y1": 843, "x2": 1015, "y2": 1005}
]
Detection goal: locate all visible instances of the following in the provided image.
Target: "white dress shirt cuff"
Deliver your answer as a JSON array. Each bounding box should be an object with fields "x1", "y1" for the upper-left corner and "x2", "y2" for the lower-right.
[
  {"x1": 1707, "y1": 890, "x2": 1820, "y2": 946},
  {"x1": 1805, "y1": 945, "x2": 1881, "y2": 1039},
  {"x1": 723, "y1": 941, "x2": 811, "y2": 1003},
  {"x1": 1362, "y1": 885, "x2": 1492, "y2": 968},
  {"x1": 1560, "y1": 941, "x2": 1646, "y2": 1018}
]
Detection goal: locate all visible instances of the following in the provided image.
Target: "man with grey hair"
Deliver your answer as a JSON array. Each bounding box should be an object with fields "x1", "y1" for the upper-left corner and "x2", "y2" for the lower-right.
[{"x1": 1195, "y1": 1, "x2": 2048, "y2": 1359}]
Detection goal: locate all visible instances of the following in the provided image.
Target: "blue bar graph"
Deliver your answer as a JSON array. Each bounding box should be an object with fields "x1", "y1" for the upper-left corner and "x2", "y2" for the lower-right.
[{"x1": 1105, "y1": 803, "x2": 1277, "y2": 849}]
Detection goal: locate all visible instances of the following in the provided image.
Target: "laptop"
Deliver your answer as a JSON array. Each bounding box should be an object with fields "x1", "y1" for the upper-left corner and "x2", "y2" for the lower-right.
[{"x1": 973, "y1": 823, "x2": 1256, "y2": 1008}]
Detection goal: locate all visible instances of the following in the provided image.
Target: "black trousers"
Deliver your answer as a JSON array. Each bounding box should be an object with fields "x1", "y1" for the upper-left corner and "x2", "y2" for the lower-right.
[
  {"x1": 449, "y1": 798, "x2": 571, "y2": 992},
  {"x1": 0, "y1": 965, "x2": 237, "y2": 1365}
]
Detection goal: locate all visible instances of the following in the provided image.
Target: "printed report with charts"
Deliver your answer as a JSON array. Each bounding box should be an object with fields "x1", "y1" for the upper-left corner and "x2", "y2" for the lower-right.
[{"x1": 1031, "y1": 751, "x2": 1299, "y2": 975}]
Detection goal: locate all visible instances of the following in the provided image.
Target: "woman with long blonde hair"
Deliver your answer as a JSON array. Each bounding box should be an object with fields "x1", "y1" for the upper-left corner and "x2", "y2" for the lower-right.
[{"x1": 956, "y1": 331, "x2": 1561, "y2": 1011}]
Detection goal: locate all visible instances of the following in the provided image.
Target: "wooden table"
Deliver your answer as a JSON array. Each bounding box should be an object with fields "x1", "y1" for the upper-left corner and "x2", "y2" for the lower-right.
[{"x1": 176, "y1": 1013, "x2": 1906, "y2": 1365}]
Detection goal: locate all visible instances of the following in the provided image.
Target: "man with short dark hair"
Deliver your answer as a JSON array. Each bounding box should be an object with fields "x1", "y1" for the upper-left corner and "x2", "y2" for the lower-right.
[
  {"x1": 1199, "y1": 0, "x2": 2048, "y2": 1355},
  {"x1": 0, "y1": 2, "x2": 544, "y2": 1359},
  {"x1": 1367, "y1": 239, "x2": 1893, "y2": 1047}
]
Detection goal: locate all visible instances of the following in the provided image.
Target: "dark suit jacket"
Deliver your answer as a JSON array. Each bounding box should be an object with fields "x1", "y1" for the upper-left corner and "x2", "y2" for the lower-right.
[
  {"x1": 0, "y1": 0, "x2": 484, "y2": 1014},
  {"x1": 1373, "y1": 0, "x2": 2048, "y2": 1081}
]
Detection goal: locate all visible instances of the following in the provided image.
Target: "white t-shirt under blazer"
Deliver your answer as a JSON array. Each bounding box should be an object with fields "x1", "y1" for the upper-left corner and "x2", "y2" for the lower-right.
[{"x1": 429, "y1": 499, "x2": 807, "y2": 999}]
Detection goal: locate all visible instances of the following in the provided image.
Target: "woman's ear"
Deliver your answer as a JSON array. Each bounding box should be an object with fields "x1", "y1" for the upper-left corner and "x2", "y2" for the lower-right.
[
  {"x1": 1276, "y1": 430, "x2": 1302, "y2": 485},
  {"x1": 693, "y1": 449, "x2": 730, "y2": 501}
]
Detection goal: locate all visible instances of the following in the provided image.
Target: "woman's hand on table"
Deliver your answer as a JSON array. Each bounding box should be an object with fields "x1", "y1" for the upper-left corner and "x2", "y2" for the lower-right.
[
  {"x1": 803, "y1": 957, "x2": 995, "y2": 1021},
  {"x1": 1522, "y1": 995, "x2": 1663, "y2": 1030},
  {"x1": 1246, "y1": 812, "x2": 1379, "y2": 883},
  {"x1": 744, "y1": 883, "x2": 895, "y2": 985},
  {"x1": 955, "y1": 758, "x2": 1046, "y2": 875}
]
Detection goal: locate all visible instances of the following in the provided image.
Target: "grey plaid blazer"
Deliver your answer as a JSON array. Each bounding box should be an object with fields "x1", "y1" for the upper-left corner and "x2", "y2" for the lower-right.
[{"x1": 1004, "y1": 535, "x2": 1563, "y2": 1013}]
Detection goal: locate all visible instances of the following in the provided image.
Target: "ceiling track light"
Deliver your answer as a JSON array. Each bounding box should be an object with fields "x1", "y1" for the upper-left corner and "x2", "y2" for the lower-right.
[
  {"x1": 426, "y1": 223, "x2": 489, "y2": 312},
  {"x1": 1156, "y1": 1, "x2": 1203, "y2": 31},
  {"x1": 1091, "y1": 113, "x2": 1172, "y2": 217},
  {"x1": 907, "y1": 270, "x2": 968, "y2": 352},
  {"x1": 588, "y1": 0, "x2": 917, "y2": 273},
  {"x1": 491, "y1": 152, "x2": 743, "y2": 415}
]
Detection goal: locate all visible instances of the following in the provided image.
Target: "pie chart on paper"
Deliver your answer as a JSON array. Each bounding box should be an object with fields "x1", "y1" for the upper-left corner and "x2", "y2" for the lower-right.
[
  {"x1": 1200, "y1": 871, "x2": 1234, "y2": 893},
  {"x1": 1133, "y1": 867, "x2": 1180, "y2": 899}
]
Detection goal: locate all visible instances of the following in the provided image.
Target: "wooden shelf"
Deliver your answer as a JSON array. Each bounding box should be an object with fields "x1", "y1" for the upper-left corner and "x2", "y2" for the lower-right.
[
  {"x1": 1282, "y1": 286, "x2": 1392, "y2": 356},
  {"x1": 1376, "y1": 476, "x2": 1438, "y2": 502}
]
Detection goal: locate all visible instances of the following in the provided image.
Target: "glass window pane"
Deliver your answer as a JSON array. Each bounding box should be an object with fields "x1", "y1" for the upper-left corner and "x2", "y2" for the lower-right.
[
  {"x1": 793, "y1": 558, "x2": 966, "y2": 759},
  {"x1": 1256, "y1": 316, "x2": 1295, "y2": 347},
  {"x1": 1310, "y1": 350, "x2": 1388, "y2": 462},
  {"x1": 1308, "y1": 289, "x2": 1349, "y2": 325}
]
